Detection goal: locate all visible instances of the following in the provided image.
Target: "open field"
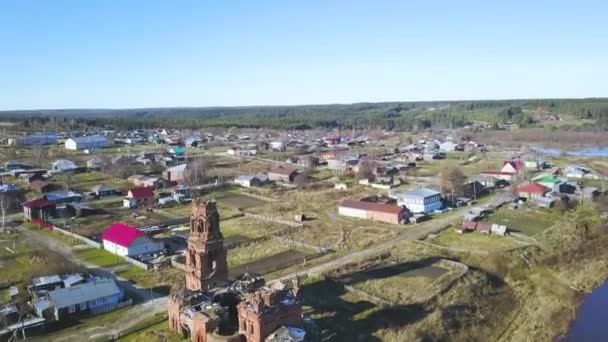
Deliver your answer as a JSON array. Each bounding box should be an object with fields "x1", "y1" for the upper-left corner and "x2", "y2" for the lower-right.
[
  {"x1": 431, "y1": 228, "x2": 525, "y2": 252},
  {"x1": 116, "y1": 266, "x2": 183, "y2": 295},
  {"x1": 484, "y1": 206, "x2": 559, "y2": 236},
  {"x1": 220, "y1": 216, "x2": 287, "y2": 239},
  {"x1": 227, "y1": 238, "x2": 308, "y2": 269},
  {"x1": 75, "y1": 247, "x2": 125, "y2": 267},
  {"x1": 0, "y1": 231, "x2": 84, "y2": 300}
]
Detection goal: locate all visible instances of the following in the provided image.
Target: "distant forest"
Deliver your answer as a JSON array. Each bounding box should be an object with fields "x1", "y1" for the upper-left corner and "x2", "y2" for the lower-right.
[{"x1": 2, "y1": 98, "x2": 608, "y2": 131}]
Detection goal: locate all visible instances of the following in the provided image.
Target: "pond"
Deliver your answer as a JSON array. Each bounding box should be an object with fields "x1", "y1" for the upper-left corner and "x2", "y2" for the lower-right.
[
  {"x1": 565, "y1": 280, "x2": 608, "y2": 341},
  {"x1": 532, "y1": 146, "x2": 608, "y2": 158}
]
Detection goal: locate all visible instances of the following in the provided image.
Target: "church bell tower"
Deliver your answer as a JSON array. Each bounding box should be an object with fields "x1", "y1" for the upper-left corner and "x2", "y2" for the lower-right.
[{"x1": 185, "y1": 199, "x2": 228, "y2": 291}]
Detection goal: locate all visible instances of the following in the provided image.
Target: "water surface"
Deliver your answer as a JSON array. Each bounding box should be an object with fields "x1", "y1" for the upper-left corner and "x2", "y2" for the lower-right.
[{"x1": 566, "y1": 280, "x2": 608, "y2": 341}]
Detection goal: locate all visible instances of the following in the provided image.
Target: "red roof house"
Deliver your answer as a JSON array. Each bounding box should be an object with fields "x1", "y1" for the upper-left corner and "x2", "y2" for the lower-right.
[
  {"x1": 501, "y1": 160, "x2": 525, "y2": 174},
  {"x1": 21, "y1": 198, "x2": 57, "y2": 221},
  {"x1": 339, "y1": 199, "x2": 411, "y2": 224},
  {"x1": 101, "y1": 223, "x2": 163, "y2": 257},
  {"x1": 517, "y1": 183, "x2": 549, "y2": 199},
  {"x1": 124, "y1": 187, "x2": 156, "y2": 208}
]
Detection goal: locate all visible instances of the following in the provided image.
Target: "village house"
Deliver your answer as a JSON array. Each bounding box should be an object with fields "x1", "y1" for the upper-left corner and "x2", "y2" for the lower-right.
[
  {"x1": 91, "y1": 184, "x2": 121, "y2": 198},
  {"x1": 65, "y1": 136, "x2": 110, "y2": 150},
  {"x1": 30, "y1": 179, "x2": 52, "y2": 193},
  {"x1": 123, "y1": 187, "x2": 156, "y2": 208},
  {"x1": 534, "y1": 175, "x2": 563, "y2": 191},
  {"x1": 501, "y1": 159, "x2": 525, "y2": 175},
  {"x1": 338, "y1": 199, "x2": 411, "y2": 225},
  {"x1": 10, "y1": 132, "x2": 58, "y2": 146},
  {"x1": 44, "y1": 191, "x2": 83, "y2": 203},
  {"x1": 86, "y1": 156, "x2": 105, "y2": 170},
  {"x1": 34, "y1": 278, "x2": 125, "y2": 321},
  {"x1": 0, "y1": 184, "x2": 25, "y2": 213},
  {"x1": 234, "y1": 175, "x2": 269, "y2": 188},
  {"x1": 101, "y1": 223, "x2": 164, "y2": 257},
  {"x1": 393, "y1": 187, "x2": 442, "y2": 214},
  {"x1": 50, "y1": 159, "x2": 78, "y2": 173},
  {"x1": 270, "y1": 141, "x2": 286, "y2": 151},
  {"x1": 128, "y1": 174, "x2": 163, "y2": 188},
  {"x1": 459, "y1": 221, "x2": 508, "y2": 236},
  {"x1": 439, "y1": 140, "x2": 462, "y2": 152},
  {"x1": 286, "y1": 155, "x2": 319, "y2": 169},
  {"x1": 163, "y1": 163, "x2": 187, "y2": 184},
  {"x1": 468, "y1": 175, "x2": 499, "y2": 189},
  {"x1": 22, "y1": 198, "x2": 57, "y2": 221},
  {"x1": 267, "y1": 166, "x2": 298, "y2": 183},
  {"x1": 517, "y1": 183, "x2": 549, "y2": 199},
  {"x1": 479, "y1": 171, "x2": 515, "y2": 182},
  {"x1": 4, "y1": 160, "x2": 32, "y2": 173}
]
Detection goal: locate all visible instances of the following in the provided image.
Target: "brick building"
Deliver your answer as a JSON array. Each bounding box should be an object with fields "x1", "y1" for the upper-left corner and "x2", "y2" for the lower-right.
[{"x1": 167, "y1": 199, "x2": 305, "y2": 342}]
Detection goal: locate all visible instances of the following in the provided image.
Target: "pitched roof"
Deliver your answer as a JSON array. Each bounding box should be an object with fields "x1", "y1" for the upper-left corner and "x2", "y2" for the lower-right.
[
  {"x1": 340, "y1": 199, "x2": 404, "y2": 215},
  {"x1": 47, "y1": 278, "x2": 121, "y2": 309},
  {"x1": 69, "y1": 136, "x2": 108, "y2": 144},
  {"x1": 21, "y1": 198, "x2": 56, "y2": 209},
  {"x1": 400, "y1": 187, "x2": 440, "y2": 198},
  {"x1": 503, "y1": 160, "x2": 525, "y2": 171},
  {"x1": 92, "y1": 183, "x2": 118, "y2": 192},
  {"x1": 101, "y1": 223, "x2": 145, "y2": 247},
  {"x1": 517, "y1": 183, "x2": 549, "y2": 194},
  {"x1": 535, "y1": 176, "x2": 561, "y2": 184},
  {"x1": 128, "y1": 187, "x2": 155, "y2": 199}
]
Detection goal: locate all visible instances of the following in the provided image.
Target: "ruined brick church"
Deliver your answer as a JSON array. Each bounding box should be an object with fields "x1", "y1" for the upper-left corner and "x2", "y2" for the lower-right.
[{"x1": 168, "y1": 199, "x2": 306, "y2": 342}]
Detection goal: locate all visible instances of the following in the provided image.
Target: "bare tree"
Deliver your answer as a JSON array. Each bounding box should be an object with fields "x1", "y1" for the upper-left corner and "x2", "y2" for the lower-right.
[
  {"x1": 0, "y1": 194, "x2": 8, "y2": 232},
  {"x1": 440, "y1": 167, "x2": 467, "y2": 200},
  {"x1": 31, "y1": 145, "x2": 48, "y2": 167},
  {"x1": 184, "y1": 157, "x2": 214, "y2": 186}
]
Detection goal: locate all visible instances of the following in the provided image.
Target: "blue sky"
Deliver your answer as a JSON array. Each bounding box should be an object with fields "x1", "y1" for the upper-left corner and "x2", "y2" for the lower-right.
[{"x1": 1, "y1": 0, "x2": 607, "y2": 110}]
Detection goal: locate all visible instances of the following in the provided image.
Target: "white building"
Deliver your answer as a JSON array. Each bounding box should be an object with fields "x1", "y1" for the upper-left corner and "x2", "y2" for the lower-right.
[
  {"x1": 392, "y1": 187, "x2": 442, "y2": 214},
  {"x1": 234, "y1": 175, "x2": 268, "y2": 188},
  {"x1": 51, "y1": 159, "x2": 78, "y2": 172},
  {"x1": 101, "y1": 223, "x2": 164, "y2": 257},
  {"x1": 65, "y1": 136, "x2": 110, "y2": 150}
]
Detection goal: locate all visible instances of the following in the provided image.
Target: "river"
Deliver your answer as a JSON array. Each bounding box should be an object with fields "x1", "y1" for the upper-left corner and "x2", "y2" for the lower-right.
[
  {"x1": 565, "y1": 280, "x2": 608, "y2": 341},
  {"x1": 531, "y1": 146, "x2": 608, "y2": 158}
]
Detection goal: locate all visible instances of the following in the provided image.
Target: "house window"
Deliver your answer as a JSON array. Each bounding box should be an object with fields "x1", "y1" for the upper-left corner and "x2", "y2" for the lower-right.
[
  {"x1": 80, "y1": 302, "x2": 86, "y2": 310},
  {"x1": 69, "y1": 305, "x2": 76, "y2": 313}
]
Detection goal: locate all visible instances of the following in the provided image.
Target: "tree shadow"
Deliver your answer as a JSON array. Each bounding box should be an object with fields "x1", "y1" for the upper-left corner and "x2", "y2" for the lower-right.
[
  {"x1": 335, "y1": 257, "x2": 445, "y2": 286},
  {"x1": 301, "y1": 278, "x2": 430, "y2": 341}
]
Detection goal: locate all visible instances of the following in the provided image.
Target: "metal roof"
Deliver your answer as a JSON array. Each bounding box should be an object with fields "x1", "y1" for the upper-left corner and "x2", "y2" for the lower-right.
[
  {"x1": 47, "y1": 278, "x2": 121, "y2": 309},
  {"x1": 399, "y1": 187, "x2": 440, "y2": 198},
  {"x1": 68, "y1": 136, "x2": 108, "y2": 144},
  {"x1": 32, "y1": 274, "x2": 62, "y2": 287}
]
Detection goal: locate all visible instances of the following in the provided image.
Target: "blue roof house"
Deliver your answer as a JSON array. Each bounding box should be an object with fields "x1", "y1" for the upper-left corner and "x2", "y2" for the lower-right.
[{"x1": 393, "y1": 187, "x2": 442, "y2": 214}]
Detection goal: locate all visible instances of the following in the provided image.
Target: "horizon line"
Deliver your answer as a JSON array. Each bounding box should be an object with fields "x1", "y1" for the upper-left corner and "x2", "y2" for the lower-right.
[{"x1": 1, "y1": 96, "x2": 607, "y2": 113}]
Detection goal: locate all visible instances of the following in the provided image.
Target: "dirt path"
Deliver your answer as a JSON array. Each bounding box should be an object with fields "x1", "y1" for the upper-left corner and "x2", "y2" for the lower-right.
[{"x1": 278, "y1": 210, "x2": 462, "y2": 281}]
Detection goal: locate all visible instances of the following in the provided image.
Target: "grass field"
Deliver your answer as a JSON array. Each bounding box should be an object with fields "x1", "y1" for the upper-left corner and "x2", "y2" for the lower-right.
[
  {"x1": 75, "y1": 248, "x2": 125, "y2": 267},
  {"x1": 115, "y1": 266, "x2": 182, "y2": 294},
  {"x1": 227, "y1": 238, "x2": 295, "y2": 268},
  {"x1": 432, "y1": 228, "x2": 525, "y2": 252},
  {"x1": 484, "y1": 207, "x2": 559, "y2": 236},
  {"x1": 117, "y1": 315, "x2": 185, "y2": 342},
  {"x1": 220, "y1": 216, "x2": 286, "y2": 238}
]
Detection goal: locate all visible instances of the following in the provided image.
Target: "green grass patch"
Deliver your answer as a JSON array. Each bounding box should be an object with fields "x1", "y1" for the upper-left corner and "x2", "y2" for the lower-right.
[
  {"x1": 484, "y1": 207, "x2": 559, "y2": 236},
  {"x1": 433, "y1": 228, "x2": 523, "y2": 251},
  {"x1": 117, "y1": 315, "x2": 185, "y2": 342},
  {"x1": 227, "y1": 238, "x2": 294, "y2": 268},
  {"x1": 75, "y1": 248, "x2": 125, "y2": 267}
]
